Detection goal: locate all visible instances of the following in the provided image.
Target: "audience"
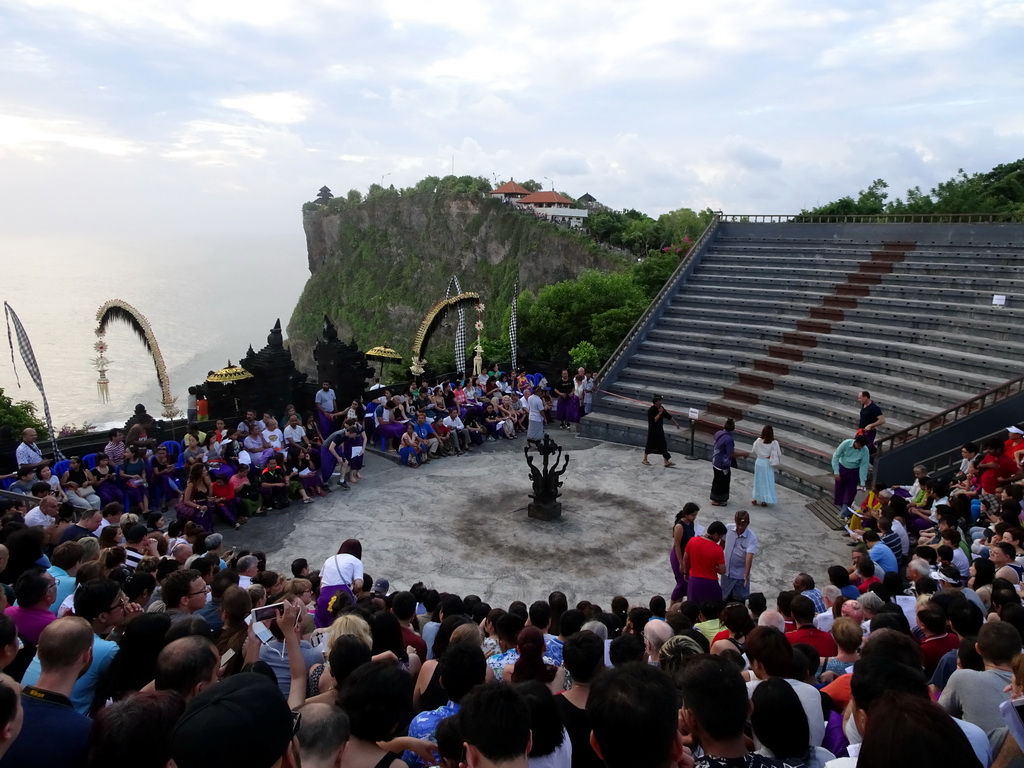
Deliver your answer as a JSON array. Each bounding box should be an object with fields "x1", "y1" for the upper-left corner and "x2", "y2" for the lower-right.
[{"x1": 4, "y1": 414, "x2": 1024, "y2": 768}]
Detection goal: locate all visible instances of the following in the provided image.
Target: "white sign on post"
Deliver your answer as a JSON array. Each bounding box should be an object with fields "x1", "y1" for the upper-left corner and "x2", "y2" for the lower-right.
[
  {"x1": 993, "y1": 294, "x2": 1007, "y2": 306},
  {"x1": 688, "y1": 408, "x2": 700, "y2": 420}
]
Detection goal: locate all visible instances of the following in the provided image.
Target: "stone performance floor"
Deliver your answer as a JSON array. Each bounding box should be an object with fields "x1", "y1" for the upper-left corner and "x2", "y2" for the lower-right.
[{"x1": 225, "y1": 434, "x2": 853, "y2": 608}]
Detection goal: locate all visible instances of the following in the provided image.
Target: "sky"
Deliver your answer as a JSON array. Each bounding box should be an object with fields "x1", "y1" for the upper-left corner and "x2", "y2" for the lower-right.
[{"x1": 1, "y1": 0, "x2": 1022, "y2": 242}]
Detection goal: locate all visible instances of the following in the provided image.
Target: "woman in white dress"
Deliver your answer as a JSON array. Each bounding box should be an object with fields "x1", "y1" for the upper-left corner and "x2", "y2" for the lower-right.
[
  {"x1": 315, "y1": 538, "x2": 364, "y2": 627},
  {"x1": 751, "y1": 425, "x2": 782, "y2": 506}
]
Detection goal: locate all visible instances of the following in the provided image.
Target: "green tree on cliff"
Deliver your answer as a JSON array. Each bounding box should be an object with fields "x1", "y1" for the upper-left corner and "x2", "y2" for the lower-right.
[{"x1": 0, "y1": 388, "x2": 47, "y2": 438}]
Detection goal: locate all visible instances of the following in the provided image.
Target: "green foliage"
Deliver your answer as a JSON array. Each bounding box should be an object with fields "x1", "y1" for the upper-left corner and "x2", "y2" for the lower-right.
[
  {"x1": 587, "y1": 206, "x2": 715, "y2": 255},
  {"x1": 518, "y1": 270, "x2": 646, "y2": 363},
  {"x1": 569, "y1": 341, "x2": 601, "y2": 372},
  {"x1": 302, "y1": 201, "x2": 319, "y2": 213},
  {"x1": 0, "y1": 388, "x2": 47, "y2": 439},
  {"x1": 801, "y1": 161, "x2": 1024, "y2": 220},
  {"x1": 632, "y1": 250, "x2": 680, "y2": 298},
  {"x1": 520, "y1": 179, "x2": 543, "y2": 192},
  {"x1": 481, "y1": 337, "x2": 510, "y2": 364}
]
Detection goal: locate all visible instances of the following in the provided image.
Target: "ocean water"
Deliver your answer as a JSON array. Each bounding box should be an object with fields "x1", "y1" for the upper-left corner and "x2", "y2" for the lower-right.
[{"x1": 0, "y1": 232, "x2": 309, "y2": 431}]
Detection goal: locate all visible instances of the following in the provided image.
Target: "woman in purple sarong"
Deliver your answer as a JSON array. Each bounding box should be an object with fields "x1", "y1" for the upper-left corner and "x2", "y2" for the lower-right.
[
  {"x1": 209, "y1": 473, "x2": 241, "y2": 529},
  {"x1": 315, "y1": 539, "x2": 364, "y2": 628},
  {"x1": 176, "y1": 464, "x2": 215, "y2": 533},
  {"x1": 375, "y1": 399, "x2": 407, "y2": 451},
  {"x1": 148, "y1": 445, "x2": 181, "y2": 510},
  {"x1": 552, "y1": 370, "x2": 574, "y2": 429},
  {"x1": 670, "y1": 503, "x2": 700, "y2": 601},
  {"x1": 119, "y1": 445, "x2": 150, "y2": 514},
  {"x1": 342, "y1": 417, "x2": 367, "y2": 482},
  {"x1": 682, "y1": 521, "x2": 727, "y2": 605},
  {"x1": 91, "y1": 454, "x2": 122, "y2": 506},
  {"x1": 285, "y1": 446, "x2": 323, "y2": 498}
]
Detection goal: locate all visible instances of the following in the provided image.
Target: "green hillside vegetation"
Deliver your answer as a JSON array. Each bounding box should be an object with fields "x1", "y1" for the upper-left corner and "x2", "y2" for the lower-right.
[
  {"x1": 289, "y1": 174, "x2": 715, "y2": 376},
  {"x1": 800, "y1": 159, "x2": 1024, "y2": 219}
]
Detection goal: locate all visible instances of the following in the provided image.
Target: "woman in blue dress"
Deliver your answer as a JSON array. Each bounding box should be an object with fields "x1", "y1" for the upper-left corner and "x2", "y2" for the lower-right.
[{"x1": 751, "y1": 425, "x2": 782, "y2": 506}]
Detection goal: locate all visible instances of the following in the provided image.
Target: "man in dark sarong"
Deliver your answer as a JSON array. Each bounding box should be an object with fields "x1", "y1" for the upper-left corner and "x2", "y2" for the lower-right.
[{"x1": 643, "y1": 395, "x2": 675, "y2": 467}]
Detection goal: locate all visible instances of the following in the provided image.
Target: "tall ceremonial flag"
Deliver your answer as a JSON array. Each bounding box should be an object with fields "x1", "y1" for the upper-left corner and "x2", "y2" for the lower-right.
[
  {"x1": 446, "y1": 275, "x2": 467, "y2": 377},
  {"x1": 509, "y1": 274, "x2": 519, "y2": 371},
  {"x1": 4, "y1": 302, "x2": 64, "y2": 460}
]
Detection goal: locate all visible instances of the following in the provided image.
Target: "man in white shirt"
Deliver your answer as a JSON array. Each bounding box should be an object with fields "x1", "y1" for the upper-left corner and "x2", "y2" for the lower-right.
[
  {"x1": 315, "y1": 381, "x2": 339, "y2": 419},
  {"x1": 236, "y1": 555, "x2": 259, "y2": 589},
  {"x1": 578, "y1": 368, "x2": 594, "y2": 415},
  {"x1": 25, "y1": 494, "x2": 59, "y2": 528},
  {"x1": 442, "y1": 408, "x2": 471, "y2": 455},
  {"x1": 526, "y1": 388, "x2": 545, "y2": 449},
  {"x1": 262, "y1": 418, "x2": 285, "y2": 454},
  {"x1": 282, "y1": 414, "x2": 309, "y2": 450},
  {"x1": 16, "y1": 428, "x2": 50, "y2": 472}
]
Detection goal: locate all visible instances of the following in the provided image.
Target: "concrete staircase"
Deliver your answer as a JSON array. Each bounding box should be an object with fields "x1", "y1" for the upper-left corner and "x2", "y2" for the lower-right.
[{"x1": 582, "y1": 221, "x2": 1024, "y2": 498}]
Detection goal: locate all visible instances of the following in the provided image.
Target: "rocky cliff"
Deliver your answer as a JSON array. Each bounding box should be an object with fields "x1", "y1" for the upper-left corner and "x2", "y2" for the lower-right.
[{"x1": 287, "y1": 191, "x2": 627, "y2": 373}]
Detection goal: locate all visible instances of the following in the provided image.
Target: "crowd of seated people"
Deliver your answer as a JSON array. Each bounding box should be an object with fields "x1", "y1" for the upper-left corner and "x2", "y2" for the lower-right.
[
  {"x1": 351, "y1": 367, "x2": 594, "y2": 467},
  {"x1": 0, "y1": 503, "x2": 1019, "y2": 768}
]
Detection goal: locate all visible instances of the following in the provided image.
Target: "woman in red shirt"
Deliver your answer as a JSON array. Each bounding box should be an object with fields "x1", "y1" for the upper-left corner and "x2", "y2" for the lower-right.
[{"x1": 682, "y1": 521, "x2": 727, "y2": 604}]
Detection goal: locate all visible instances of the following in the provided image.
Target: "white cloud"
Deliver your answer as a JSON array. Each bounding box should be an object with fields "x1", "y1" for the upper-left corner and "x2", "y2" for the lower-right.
[
  {"x1": 0, "y1": 110, "x2": 143, "y2": 158},
  {"x1": 219, "y1": 92, "x2": 311, "y2": 124},
  {"x1": 0, "y1": 0, "x2": 1020, "y2": 240}
]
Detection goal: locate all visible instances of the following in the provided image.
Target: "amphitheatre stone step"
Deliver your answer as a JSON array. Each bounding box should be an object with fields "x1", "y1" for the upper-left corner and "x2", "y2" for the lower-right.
[
  {"x1": 655, "y1": 318, "x2": 1021, "y2": 377},
  {"x1": 663, "y1": 297, "x2": 1024, "y2": 353},
  {"x1": 697, "y1": 263, "x2": 1024, "y2": 292},
  {"x1": 673, "y1": 296, "x2": 1024, "y2": 343},
  {"x1": 683, "y1": 284, "x2": 1024, "y2": 322},
  {"x1": 629, "y1": 349, "x2": 970, "y2": 411},
  {"x1": 703, "y1": 250, "x2": 1021, "y2": 269},
  {"x1": 689, "y1": 273, "x2": 1021, "y2": 304},
  {"x1": 641, "y1": 329, "x2": 1001, "y2": 392},
  {"x1": 617, "y1": 364, "x2": 932, "y2": 426}
]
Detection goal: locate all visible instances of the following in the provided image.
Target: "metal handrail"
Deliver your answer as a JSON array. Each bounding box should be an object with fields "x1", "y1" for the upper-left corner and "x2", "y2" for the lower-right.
[
  {"x1": 877, "y1": 373, "x2": 1024, "y2": 454},
  {"x1": 720, "y1": 213, "x2": 1017, "y2": 224},
  {"x1": 595, "y1": 214, "x2": 721, "y2": 384}
]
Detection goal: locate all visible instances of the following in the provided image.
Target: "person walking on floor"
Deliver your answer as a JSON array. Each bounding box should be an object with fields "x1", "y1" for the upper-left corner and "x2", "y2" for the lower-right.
[
  {"x1": 642, "y1": 394, "x2": 675, "y2": 467},
  {"x1": 710, "y1": 419, "x2": 742, "y2": 506},
  {"x1": 857, "y1": 390, "x2": 886, "y2": 457},
  {"x1": 832, "y1": 434, "x2": 871, "y2": 509},
  {"x1": 751, "y1": 425, "x2": 782, "y2": 506}
]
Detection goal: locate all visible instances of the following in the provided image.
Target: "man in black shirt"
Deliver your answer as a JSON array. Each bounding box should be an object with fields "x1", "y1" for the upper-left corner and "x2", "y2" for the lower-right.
[{"x1": 857, "y1": 390, "x2": 886, "y2": 456}]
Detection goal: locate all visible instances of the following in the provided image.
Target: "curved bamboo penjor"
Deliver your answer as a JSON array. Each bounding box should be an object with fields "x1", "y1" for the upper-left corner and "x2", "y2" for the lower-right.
[
  {"x1": 94, "y1": 300, "x2": 179, "y2": 418},
  {"x1": 409, "y1": 291, "x2": 481, "y2": 376}
]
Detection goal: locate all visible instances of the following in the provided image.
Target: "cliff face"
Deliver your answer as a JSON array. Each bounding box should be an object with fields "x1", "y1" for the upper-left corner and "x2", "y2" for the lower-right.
[{"x1": 287, "y1": 192, "x2": 627, "y2": 372}]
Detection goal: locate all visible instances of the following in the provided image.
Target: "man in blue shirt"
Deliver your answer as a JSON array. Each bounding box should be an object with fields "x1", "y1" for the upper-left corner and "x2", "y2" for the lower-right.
[
  {"x1": 412, "y1": 413, "x2": 440, "y2": 460},
  {"x1": 792, "y1": 573, "x2": 827, "y2": 614},
  {"x1": 3, "y1": 616, "x2": 93, "y2": 767},
  {"x1": 45, "y1": 541, "x2": 82, "y2": 615},
  {"x1": 863, "y1": 530, "x2": 897, "y2": 577},
  {"x1": 20, "y1": 579, "x2": 131, "y2": 715},
  {"x1": 403, "y1": 643, "x2": 488, "y2": 768}
]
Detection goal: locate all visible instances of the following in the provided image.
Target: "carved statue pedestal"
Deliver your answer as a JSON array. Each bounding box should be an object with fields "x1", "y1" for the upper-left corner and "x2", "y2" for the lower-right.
[{"x1": 528, "y1": 501, "x2": 562, "y2": 521}]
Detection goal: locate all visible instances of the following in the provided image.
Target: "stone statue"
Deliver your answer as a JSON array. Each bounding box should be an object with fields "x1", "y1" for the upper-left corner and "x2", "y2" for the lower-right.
[
  {"x1": 472, "y1": 343, "x2": 484, "y2": 377},
  {"x1": 524, "y1": 434, "x2": 570, "y2": 521}
]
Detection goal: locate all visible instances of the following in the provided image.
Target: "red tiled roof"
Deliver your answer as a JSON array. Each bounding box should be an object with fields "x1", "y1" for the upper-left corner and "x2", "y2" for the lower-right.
[
  {"x1": 492, "y1": 180, "x2": 531, "y2": 196},
  {"x1": 517, "y1": 190, "x2": 575, "y2": 206}
]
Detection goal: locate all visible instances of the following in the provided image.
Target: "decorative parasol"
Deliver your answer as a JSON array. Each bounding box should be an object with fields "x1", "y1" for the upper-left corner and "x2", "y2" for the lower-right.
[
  {"x1": 365, "y1": 345, "x2": 402, "y2": 380},
  {"x1": 206, "y1": 361, "x2": 254, "y2": 383}
]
